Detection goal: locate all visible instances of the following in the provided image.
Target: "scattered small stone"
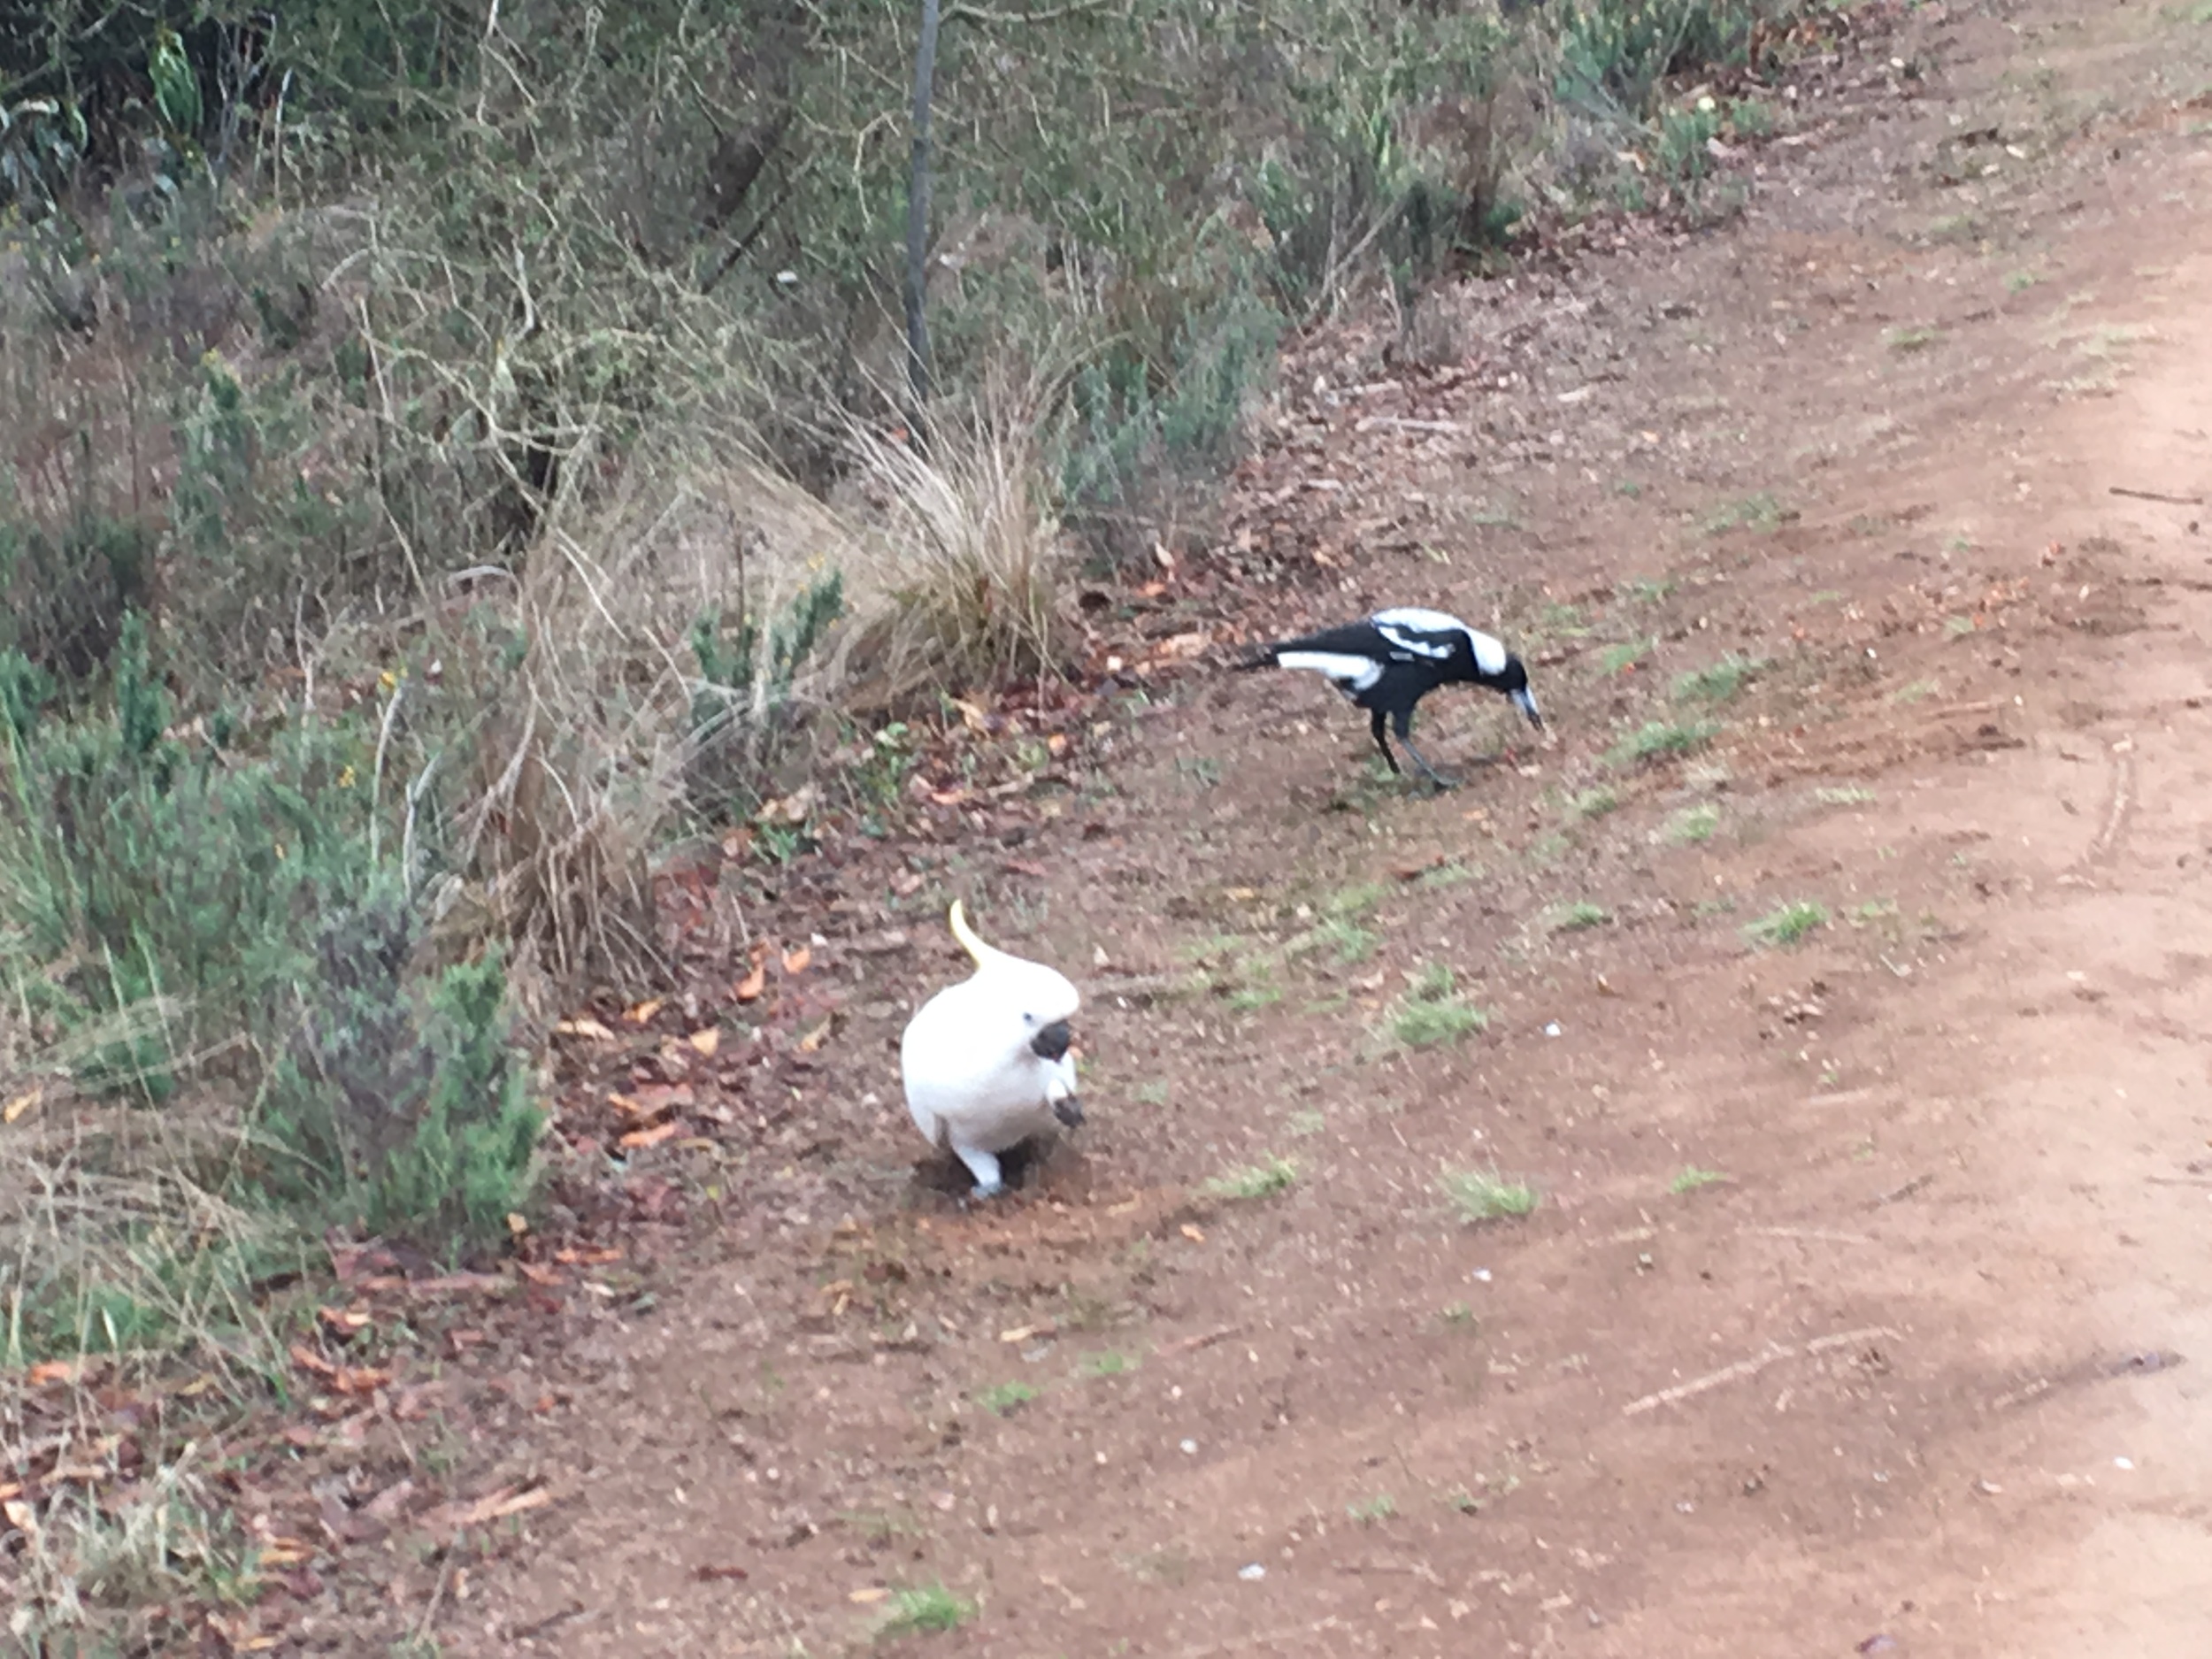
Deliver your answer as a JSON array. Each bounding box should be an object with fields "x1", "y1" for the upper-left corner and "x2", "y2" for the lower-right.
[
  {"x1": 1238, "y1": 1563, "x2": 1267, "y2": 1582},
  {"x1": 1544, "y1": 1021, "x2": 1563, "y2": 1037},
  {"x1": 1180, "y1": 1439, "x2": 1199, "y2": 1455}
]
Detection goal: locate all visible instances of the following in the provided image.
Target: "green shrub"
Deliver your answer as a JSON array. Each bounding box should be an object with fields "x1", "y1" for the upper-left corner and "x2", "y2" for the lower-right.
[{"x1": 0, "y1": 616, "x2": 541, "y2": 1258}]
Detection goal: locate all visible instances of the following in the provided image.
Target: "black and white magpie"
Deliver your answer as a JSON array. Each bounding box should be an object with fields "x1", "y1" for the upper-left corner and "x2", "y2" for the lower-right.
[{"x1": 1237, "y1": 606, "x2": 1544, "y2": 787}]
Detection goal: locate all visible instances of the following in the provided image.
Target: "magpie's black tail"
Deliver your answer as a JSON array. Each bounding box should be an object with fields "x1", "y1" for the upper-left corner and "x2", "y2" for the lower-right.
[{"x1": 1233, "y1": 644, "x2": 1282, "y2": 672}]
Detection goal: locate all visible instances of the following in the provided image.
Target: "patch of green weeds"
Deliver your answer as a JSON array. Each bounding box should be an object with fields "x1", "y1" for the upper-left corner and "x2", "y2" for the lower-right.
[
  {"x1": 977, "y1": 1381, "x2": 1040, "y2": 1416},
  {"x1": 1325, "y1": 880, "x2": 1389, "y2": 918},
  {"x1": 1673, "y1": 654, "x2": 1765, "y2": 704},
  {"x1": 1669, "y1": 1166, "x2": 1729, "y2": 1194},
  {"x1": 1700, "y1": 492, "x2": 1788, "y2": 535},
  {"x1": 1347, "y1": 1494, "x2": 1397, "y2": 1524},
  {"x1": 1816, "y1": 785, "x2": 1876, "y2": 806},
  {"x1": 1890, "y1": 679, "x2": 1938, "y2": 704},
  {"x1": 1548, "y1": 901, "x2": 1611, "y2": 933},
  {"x1": 1598, "y1": 635, "x2": 1657, "y2": 676},
  {"x1": 1440, "y1": 1166, "x2": 1539, "y2": 1222},
  {"x1": 1606, "y1": 719, "x2": 1717, "y2": 768},
  {"x1": 1571, "y1": 786, "x2": 1619, "y2": 820},
  {"x1": 1886, "y1": 324, "x2": 1940, "y2": 352},
  {"x1": 1386, "y1": 965, "x2": 1487, "y2": 1049},
  {"x1": 1078, "y1": 1349, "x2": 1141, "y2": 1379},
  {"x1": 878, "y1": 1583, "x2": 975, "y2": 1637},
  {"x1": 1744, "y1": 901, "x2": 1829, "y2": 949},
  {"x1": 1286, "y1": 1110, "x2": 1326, "y2": 1137},
  {"x1": 1203, "y1": 1155, "x2": 1298, "y2": 1201},
  {"x1": 1667, "y1": 803, "x2": 1721, "y2": 845},
  {"x1": 1311, "y1": 916, "x2": 1378, "y2": 964},
  {"x1": 1226, "y1": 979, "x2": 1283, "y2": 1013}
]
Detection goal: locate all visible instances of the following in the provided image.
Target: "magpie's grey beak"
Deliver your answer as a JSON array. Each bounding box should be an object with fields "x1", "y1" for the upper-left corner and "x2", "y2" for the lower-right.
[
  {"x1": 1510, "y1": 687, "x2": 1543, "y2": 728},
  {"x1": 1031, "y1": 1019, "x2": 1073, "y2": 1062},
  {"x1": 1053, "y1": 1094, "x2": 1085, "y2": 1129}
]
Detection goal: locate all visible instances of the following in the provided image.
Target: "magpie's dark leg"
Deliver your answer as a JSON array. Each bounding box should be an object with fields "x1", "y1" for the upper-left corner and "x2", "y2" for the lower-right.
[
  {"x1": 1368, "y1": 707, "x2": 1402, "y2": 775},
  {"x1": 1393, "y1": 707, "x2": 1455, "y2": 789}
]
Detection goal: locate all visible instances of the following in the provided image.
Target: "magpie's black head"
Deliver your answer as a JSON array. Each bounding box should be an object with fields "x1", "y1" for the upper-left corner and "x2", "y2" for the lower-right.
[{"x1": 1498, "y1": 655, "x2": 1543, "y2": 728}]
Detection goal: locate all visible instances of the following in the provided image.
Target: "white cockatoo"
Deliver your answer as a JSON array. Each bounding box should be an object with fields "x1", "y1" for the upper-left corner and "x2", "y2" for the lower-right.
[{"x1": 901, "y1": 900, "x2": 1082, "y2": 1198}]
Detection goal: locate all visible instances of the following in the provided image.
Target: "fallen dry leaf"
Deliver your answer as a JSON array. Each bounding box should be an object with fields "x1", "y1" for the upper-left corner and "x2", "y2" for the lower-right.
[
  {"x1": 849, "y1": 1587, "x2": 889, "y2": 1605},
  {"x1": 1180, "y1": 1224, "x2": 1207, "y2": 1243},
  {"x1": 781, "y1": 944, "x2": 813, "y2": 976},
  {"x1": 317, "y1": 1307, "x2": 372, "y2": 1336},
  {"x1": 999, "y1": 1325, "x2": 1041, "y2": 1344},
  {"x1": 796, "y1": 1018, "x2": 833, "y2": 1054},
  {"x1": 624, "y1": 998, "x2": 664, "y2": 1025},
  {"x1": 687, "y1": 1027, "x2": 721, "y2": 1057},
  {"x1": 3, "y1": 1088, "x2": 38, "y2": 1125},
  {"x1": 257, "y1": 1542, "x2": 314, "y2": 1567},
  {"x1": 1047, "y1": 732, "x2": 1069, "y2": 757},
  {"x1": 733, "y1": 961, "x2": 768, "y2": 1002},
  {"x1": 288, "y1": 1344, "x2": 337, "y2": 1379},
  {"x1": 606, "y1": 1091, "x2": 644, "y2": 1117},
  {"x1": 695, "y1": 1563, "x2": 750, "y2": 1583},
  {"x1": 515, "y1": 1261, "x2": 564, "y2": 1287},
  {"x1": 3, "y1": 1498, "x2": 35, "y2": 1535},
  {"x1": 27, "y1": 1360, "x2": 78, "y2": 1386},
  {"x1": 552, "y1": 1018, "x2": 616, "y2": 1041},
  {"x1": 553, "y1": 1246, "x2": 622, "y2": 1266},
  {"x1": 450, "y1": 1486, "x2": 555, "y2": 1530},
  {"x1": 619, "y1": 1120, "x2": 680, "y2": 1150}
]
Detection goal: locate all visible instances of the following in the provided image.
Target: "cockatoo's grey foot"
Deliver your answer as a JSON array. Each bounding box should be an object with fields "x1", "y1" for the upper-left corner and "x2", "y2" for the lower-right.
[
  {"x1": 1053, "y1": 1094, "x2": 1084, "y2": 1129},
  {"x1": 951, "y1": 1143, "x2": 1005, "y2": 1198}
]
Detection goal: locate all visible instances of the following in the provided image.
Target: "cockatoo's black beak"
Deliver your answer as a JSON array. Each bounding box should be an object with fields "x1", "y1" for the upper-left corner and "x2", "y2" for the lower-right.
[
  {"x1": 1510, "y1": 687, "x2": 1543, "y2": 728},
  {"x1": 1053, "y1": 1094, "x2": 1085, "y2": 1129},
  {"x1": 1030, "y1": 1019, "x2": 1073, "y2": 1062}
]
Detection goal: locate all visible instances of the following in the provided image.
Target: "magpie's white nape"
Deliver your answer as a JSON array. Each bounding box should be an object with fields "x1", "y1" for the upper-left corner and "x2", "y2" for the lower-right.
[{"x1": 1236, "y1": 606, "x2": 1544, "y2": 787}]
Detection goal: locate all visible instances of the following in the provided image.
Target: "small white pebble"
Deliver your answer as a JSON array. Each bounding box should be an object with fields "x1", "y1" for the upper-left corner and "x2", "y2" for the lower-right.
[
  {"x1": 1545, "y1": 1021, "x2": 1563, "y2": 1037},
  {"x1": 2115, "y1": 1456, "x2": 2135, "y2": 1471},
  {"x1": 1239, "y1": 1563, "x2": 1267, "y2": 1582},
  {"x1": 1472, "y1": 1268, "x2": 1494, "y2": 1283},
  {"x1": 1180, "y1": 1440, "x2": 1198, "y2": 1455}
]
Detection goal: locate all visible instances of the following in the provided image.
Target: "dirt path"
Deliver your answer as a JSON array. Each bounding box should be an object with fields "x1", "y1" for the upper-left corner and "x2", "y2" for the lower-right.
[{"x1": 423, "y1": 5, "x2": 2212, "y2": 1655}]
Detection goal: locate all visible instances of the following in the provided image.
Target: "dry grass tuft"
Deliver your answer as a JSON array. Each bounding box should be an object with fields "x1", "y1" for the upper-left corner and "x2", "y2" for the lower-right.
[{"x1": 842, "y1": 374, "x2": 1072, "y2": 699}]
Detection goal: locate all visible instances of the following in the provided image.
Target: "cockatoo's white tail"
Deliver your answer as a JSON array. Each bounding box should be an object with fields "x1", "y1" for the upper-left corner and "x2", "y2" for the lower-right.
[{"x1": 948, "y1": 899, "x2": 1007, "y2": 969}]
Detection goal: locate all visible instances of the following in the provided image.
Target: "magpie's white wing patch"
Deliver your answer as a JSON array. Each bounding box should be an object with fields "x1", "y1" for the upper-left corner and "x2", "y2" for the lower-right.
[
  {"x1": 1277, "y1": 649, "x2": 1383, "y2": 693},
  {"x1": 1371, "y1": 606, "x2": 1508, "y2": 676}
]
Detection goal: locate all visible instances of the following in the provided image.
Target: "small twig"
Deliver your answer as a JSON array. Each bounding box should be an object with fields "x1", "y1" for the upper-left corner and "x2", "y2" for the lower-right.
[
  {"x1": 368, "y1": 681, "x2": 405, "y2": 867},
  {"x1": 1623, "y1": 1341, "x2": 1794, "y2": 1417},
  {"x1": 1624, "y1": 1325, "x2": 1901, "y2": 1417},
  {"x1": 1354, "y1": 415, "x2": 1468, "y2": 436},
  {"x1": 1744, "y1": 1225, "x2": 1876, "y2": 1246},
  {"x1": 2108, "y1": 486, "x2": 2204, "y2": 506},
  {"x1": 1872, "y1": 1172, "x2": 1935, "y2": 1207},
  {"x1": 1161, "y1": 1325, "x2": 1240, "y2": 1356},
  {"x1": 505, "y1": 1601, "x2": 588, "y2": 1641},
  {"x1": 2146, "y1": 1174, "x2": 2212, "y2": 1187}
]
